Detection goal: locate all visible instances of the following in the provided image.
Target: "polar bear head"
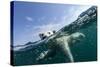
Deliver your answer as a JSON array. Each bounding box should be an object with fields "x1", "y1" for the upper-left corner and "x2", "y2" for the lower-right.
[{"x1": 39, "y1": 30, "x2": 56, "y2": 40}]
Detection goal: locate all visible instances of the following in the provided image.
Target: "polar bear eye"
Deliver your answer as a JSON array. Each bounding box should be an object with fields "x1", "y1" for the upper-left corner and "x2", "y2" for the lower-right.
[{"x1": 48, "y1": 32, "x2": 51, "y2": 34}]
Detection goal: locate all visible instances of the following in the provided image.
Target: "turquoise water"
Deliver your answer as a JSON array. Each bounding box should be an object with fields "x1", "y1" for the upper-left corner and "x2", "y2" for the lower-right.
[
  {"x1": 71, "y1": 21, "x2": 97, "y2": 62},
  {"x1": 13, "y1": 21, "x2": 97, "y2": 66}
]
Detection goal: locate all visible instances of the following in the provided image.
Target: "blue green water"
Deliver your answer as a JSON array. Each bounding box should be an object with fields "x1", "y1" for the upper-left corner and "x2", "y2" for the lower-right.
[{"x1": 12, "y1": 21, "x2": 97, "y2": 66}]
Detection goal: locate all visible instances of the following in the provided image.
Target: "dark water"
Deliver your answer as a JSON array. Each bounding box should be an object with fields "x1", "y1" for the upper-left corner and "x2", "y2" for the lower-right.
[{"x1": 11, "y1": 6, "x2": 97, "y2": 66}]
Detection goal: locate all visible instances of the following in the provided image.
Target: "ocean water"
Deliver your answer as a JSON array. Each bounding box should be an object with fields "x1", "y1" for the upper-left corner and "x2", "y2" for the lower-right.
[
  {"x1": 11, "y1": 6, "x2": 97, "y2": 66},
  {"x1": 71, "y1": 21, "x2": 97, "y2": 62},
  {"x1": 12, "y1": 21, "x2": 97, "y2": 66}
]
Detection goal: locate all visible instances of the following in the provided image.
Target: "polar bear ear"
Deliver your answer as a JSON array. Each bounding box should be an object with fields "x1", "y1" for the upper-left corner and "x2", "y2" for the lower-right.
[{"x1": 40, "y1": 33, "x2": 44, "y2": 36}]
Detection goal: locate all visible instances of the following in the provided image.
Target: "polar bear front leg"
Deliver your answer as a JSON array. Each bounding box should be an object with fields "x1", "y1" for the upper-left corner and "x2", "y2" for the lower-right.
[
  {"x1": 36, "y1": 49, "x2": 56, "y2": 61},
  {"x1": 56, "y1": 37, "x2": 74, "y2": 62},
  {"x1": 36, "y1": 50, "x2": 48, "y2": 61},
  {"x1": 61, "y1": 41, "x2": 74, "y2": 62}
]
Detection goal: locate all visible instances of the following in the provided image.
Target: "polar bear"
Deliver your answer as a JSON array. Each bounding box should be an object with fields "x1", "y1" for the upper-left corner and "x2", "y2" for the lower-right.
[{"x1": 36, "y1": 32, "x2": 85, "y2": 62}]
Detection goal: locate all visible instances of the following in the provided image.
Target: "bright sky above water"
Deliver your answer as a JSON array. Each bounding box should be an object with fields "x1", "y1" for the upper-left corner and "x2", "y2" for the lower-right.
[{"x1": 13, "y1": 1, "x2": 91, "y2": 46}]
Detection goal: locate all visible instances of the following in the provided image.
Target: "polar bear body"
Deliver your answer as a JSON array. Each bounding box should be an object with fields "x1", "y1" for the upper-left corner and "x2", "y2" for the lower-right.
[{"x1": 37, "y1": 32, "x2": 85, "y2": 62}]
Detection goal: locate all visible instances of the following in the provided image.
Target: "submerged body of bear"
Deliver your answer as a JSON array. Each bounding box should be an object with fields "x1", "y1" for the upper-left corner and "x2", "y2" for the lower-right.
[{"x1": 36, "y1": 32, "x2": 85, "y2": 62}]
